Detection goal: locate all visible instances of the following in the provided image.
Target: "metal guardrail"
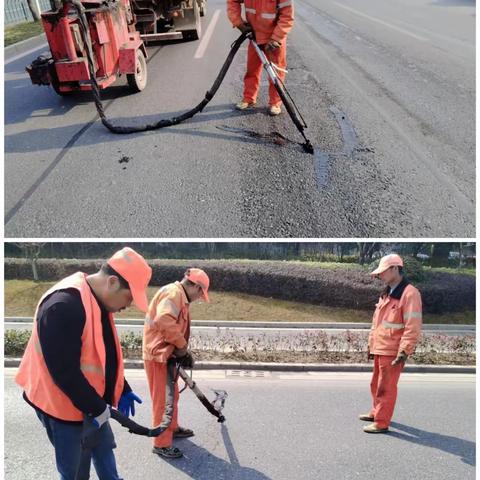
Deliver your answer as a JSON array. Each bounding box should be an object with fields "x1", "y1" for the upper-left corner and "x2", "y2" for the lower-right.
[{"x1": 4, "y1": 317, "x2": 476, "y2": 332}]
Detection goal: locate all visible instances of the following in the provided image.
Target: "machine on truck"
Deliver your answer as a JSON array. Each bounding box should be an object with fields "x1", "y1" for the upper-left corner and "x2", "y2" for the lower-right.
[{"x1": 26, "y1": 0, "x2": 206, "y2": 95}]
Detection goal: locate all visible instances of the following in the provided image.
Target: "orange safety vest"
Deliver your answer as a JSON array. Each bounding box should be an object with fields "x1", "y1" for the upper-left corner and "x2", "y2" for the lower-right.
[
  {"x1": 227, "y1": 0, "x2": 294, "y2": 45},
  {"x1": 143, "y1": 282, "x2": 191, "y2": 363},
  {"x1": 15, "y1": 272, "x2": 125, "y2": 421},
  {"x1": 368, "y1": 281, "x2": 422, "y2": 357}
]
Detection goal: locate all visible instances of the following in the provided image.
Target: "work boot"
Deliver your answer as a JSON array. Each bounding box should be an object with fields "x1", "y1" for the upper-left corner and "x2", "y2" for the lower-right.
[
  {"x1": 173, "y1": 427, "x2": 195, "y2": 438},
  {"x1": 235, "y1": 100, "x2": 256, "y2": 110},
  {"x1": 269, "y1": 104, "x2": 282, "y2": 116},
  {"x1": 363, "y1": 423, "x2": 389, "y2": 434},
  {"x1": 358, "y1": 413, "x2": 374, "y2": 422},
  {"x1": 152, "y1": 446, "x2": 183, "y2": 459}
]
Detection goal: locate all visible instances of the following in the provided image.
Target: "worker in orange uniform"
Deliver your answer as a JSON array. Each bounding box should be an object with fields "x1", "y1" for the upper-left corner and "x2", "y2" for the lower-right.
[
  {"x1": 359, "y1": 254, "x2": 422, "y2": 434},
  {"x1": 16, "y1": 247, "x2": 152, "y2": 479},
  {"x1": 143, "y1": 268, "x2": 210, "y2": 459},
  {"x1": 227, "y1": 0, "x2": 294, "y2": 116}
]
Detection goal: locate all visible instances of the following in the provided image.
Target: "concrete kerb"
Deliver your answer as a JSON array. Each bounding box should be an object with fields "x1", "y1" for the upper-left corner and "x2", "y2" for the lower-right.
[
  {"x1": 5, "y1": 33, "x2": 47, "y2": 62},
  {"x1": 4, "y1": 358, "x2": 475, "y2": 374}
]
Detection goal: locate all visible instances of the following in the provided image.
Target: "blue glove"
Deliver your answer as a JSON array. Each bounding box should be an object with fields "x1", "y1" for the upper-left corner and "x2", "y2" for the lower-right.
[{"x1": 118, "y1": 391, "x2": 142, "y2": 417}]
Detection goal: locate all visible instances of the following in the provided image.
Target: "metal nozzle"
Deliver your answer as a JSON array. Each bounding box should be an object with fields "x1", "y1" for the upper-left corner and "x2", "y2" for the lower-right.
[{"x1": 303, "y1": 139, "x2": 314, "y2": 154}]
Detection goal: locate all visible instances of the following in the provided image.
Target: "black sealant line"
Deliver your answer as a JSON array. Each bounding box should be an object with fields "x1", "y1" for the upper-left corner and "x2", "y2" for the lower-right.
[{"x1": 5, "y1": 45, "x2": 165, "y2": 226}]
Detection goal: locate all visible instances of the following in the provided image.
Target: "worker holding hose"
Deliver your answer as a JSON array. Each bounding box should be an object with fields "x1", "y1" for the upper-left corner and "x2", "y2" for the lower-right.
[
  {"x1": 227, "y1": 0, "x2": 294, "y2": 116},
  {"x1": 15, "y1": 247, "x2": 152, "y2": 479},
  {"x1": 359, "y1": 254, "x2": 422, "y2": 433},
  {"x1": 143, "y1": 268, "x2": 210, "y2": 459}
]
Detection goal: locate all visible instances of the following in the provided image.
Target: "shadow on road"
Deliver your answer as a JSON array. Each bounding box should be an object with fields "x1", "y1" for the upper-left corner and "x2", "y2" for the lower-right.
[
  {"x1": 162, "y1": 425, "x2": 272, "y2": 480},
  {"x1": 4, "y1": 77, "x2": 136, "y2": 126},
  {"x1": 4, "y1": 105, "x2": 277, "y2": 154},
  {"x1": 389, "y1": 422, "x2": 475, "y2": 467},
  {"x1": 5, "y1": 68, "x2": 250, "y2": 128}
]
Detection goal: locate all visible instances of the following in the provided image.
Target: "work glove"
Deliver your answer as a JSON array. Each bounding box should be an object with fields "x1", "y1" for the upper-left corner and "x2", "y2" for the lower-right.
[
  {"x1": 118, "y1": 391, "x2": 143, "y2": 417},
  {"x1": 265, "y1": 39, "x2": 281, "y2": 51},
  {"x1": 367, "y1": 348, "x2": 374, "y2": 361},
  {"x1": 237, "y1": 22, "x2": 252, "y2": 34},
  {"x1": 92, "y1": 405, "x2": 111, "y2": 428},
  {"x1": 391, "y1": 351, "x2": 408, "y2": 366},
  {"x1": 174, "y1": 346, "x2": 188, "y2": 358},
  {"x1": 180, "y1": 351, "x2": 195, "y2": 369},
  {"x1": 174, "y1": 347, "x2": 195, "y2": 369}
]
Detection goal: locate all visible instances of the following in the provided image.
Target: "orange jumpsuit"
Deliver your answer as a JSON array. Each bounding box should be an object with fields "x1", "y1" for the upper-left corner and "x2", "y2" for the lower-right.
[
  {"x1": 367, "y1": 280, "x2": 422, "y2": 428},
  {"x1": 227, "y1": 0, "x2": 294, "y2": 106},
  {"x1": 143, "y1": 282, "x2": 191, "y2": 448}
]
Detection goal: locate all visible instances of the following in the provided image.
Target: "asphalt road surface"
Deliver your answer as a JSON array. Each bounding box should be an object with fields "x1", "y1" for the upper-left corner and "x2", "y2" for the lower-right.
[
  {"x1": 4, "y1": 369, "x2": 475, "y2": 479},
  {"x1": 4, "y1": 0, "x2": 474, "y2": 237}
]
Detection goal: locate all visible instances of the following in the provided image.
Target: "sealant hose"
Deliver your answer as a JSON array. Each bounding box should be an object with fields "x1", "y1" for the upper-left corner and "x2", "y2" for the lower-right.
[
  {"x1": 76, "y1": 361, "x2": 176, "y2": 479},
  {"x1": 81, "y1": 358, "x2": 176, "y2": 444},
  {"x1": 68, "y1": 0, "x2": 314, "y2": 153}
]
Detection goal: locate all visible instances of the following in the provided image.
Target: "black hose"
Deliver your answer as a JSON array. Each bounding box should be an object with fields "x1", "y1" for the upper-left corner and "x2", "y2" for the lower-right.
[
  {"x1": 67, "y1": 0, "x2": 313, "y2": 152},
  {"x1": 69, "y1": 0, "x2": 248, "y2": 133},
  {"x1": 272, "y1": 78, "x2": 314, "y2": 154},
  {"x1": 177, "y1": 366, "x2": 226, "y2": 423},
  {"x1": 80, "y1": 361, "x2": 175, "y2": 455}
]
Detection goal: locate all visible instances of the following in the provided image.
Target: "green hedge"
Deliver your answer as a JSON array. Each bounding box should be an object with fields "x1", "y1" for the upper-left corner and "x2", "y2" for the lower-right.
[{"x1": 4, "y1": 258, "x2": 475, "y2": 313}]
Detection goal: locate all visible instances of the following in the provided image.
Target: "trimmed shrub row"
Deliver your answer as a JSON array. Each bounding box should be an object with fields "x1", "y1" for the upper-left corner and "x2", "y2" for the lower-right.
[{"x1": 4, "y1": 258, "x2": 475, "y2": 313}]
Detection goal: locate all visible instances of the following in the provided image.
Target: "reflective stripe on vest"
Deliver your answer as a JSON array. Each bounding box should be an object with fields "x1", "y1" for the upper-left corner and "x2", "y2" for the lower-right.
[
  {"x1": 382, "y1": 320, "x2": 405, "y2": 330},
  {"x1": 245, "y1": 7, "x2": 256, "y2": 13},
  {"x1": 34, "y1": 338, "x2": 43, "y2": 354},
  {"x1": 80, "y1": 363, "x2": 104, "y2": 376},
  {"x1": 404, "y1": 311, "x2": 422, "y2": 321},
  {"x1": 159, "y1": 298, "x2": 180, "y2": 318},
  {"x1": 34, "y1": 338, "x2": 104, "y2": 376},
  {"x1": 261, "y1": 12, "x2": 276, "y2": 19}
]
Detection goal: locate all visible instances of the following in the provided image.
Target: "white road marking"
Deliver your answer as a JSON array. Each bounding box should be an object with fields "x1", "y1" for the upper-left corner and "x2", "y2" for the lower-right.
[
  {"x1": 194, "y1": 9, "x2": 221, "y2": 59},
  {"x1": 333, "y1": 2, "x2": 428, "y2": 42},
  {"x1": 5, "y1": 43, "x2": 49, "y2": 65}
]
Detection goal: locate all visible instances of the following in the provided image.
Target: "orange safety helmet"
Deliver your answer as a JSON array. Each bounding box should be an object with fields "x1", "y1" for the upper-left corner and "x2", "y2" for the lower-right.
[
  {"x1": 108, "y1": 247, "x2": 152, "y2": 312},
  {"x1": 370, "y1": 254, "x2": 404, "y2": 276},
  {"x1": 185, "y1": 268, "x2": 210, "y2": 302}
]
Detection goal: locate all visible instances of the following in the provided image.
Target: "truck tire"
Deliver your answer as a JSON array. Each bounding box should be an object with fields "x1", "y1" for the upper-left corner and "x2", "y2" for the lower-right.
[
  {"x1": 49, "y1": 63, "x2": 72, "y2": 96},
  {"x1": 127, "y1": 50, "x2": 147, "y2": 93},
  {"x1": 200, "y1": 0, "x2": 206, "y2": 17},
  {"x1": 183, "y1": 0, "x2": 202, "y2": 41}
]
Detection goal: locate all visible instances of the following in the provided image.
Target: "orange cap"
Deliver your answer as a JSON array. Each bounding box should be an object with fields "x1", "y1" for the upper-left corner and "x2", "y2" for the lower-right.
[
  {"x1": 370, "y1": 254, "x2": 404, "y2": 276},
  {"x1": 185, "y1": 268, "x2": 210, "y2": 302},
  {"x1": 107, "y1": 247, "x2": 152, "y2": 312}
]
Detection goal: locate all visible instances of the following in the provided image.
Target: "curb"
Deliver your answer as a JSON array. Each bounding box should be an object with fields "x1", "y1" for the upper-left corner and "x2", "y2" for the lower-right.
[
  {"x1": 5, "y1": 358, "x2": 475, "y2": 374},
  {"x1": 5, "y1": 33, "x2": 47, "y2": 62}
]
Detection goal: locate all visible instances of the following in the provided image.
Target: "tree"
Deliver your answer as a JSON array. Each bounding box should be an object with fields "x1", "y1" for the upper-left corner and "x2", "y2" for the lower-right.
[
  {"x1": 13, "y1": 243, "x2": 46, "y2": 280},
  {"x1": 430, "y1": 243, "x2": 455, "y2": 267},
  {"x1": 26, "y1": 0, "x2": 42, "y2": 21},
  {"x1": 405, "y1": 243, "x2": 427, "y2": 257},
  {"x1": 357, "y1": 243, "x2": 380, "y2": 265}
]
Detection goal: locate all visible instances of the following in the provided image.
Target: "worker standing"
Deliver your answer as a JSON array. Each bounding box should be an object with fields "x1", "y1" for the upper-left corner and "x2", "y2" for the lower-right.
[
  {"x1": 227, "y1": 0, "x2": 294, "y2": 116},
  {"x1": 143, "y1": 268, "x2": 210, "y2": 459},
  {"x1": 359, "y1": 254, "x2": 422, "y2": 434},
  {"x1": 16, "y1": 247, "x2": 152, "y2": 479}
]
